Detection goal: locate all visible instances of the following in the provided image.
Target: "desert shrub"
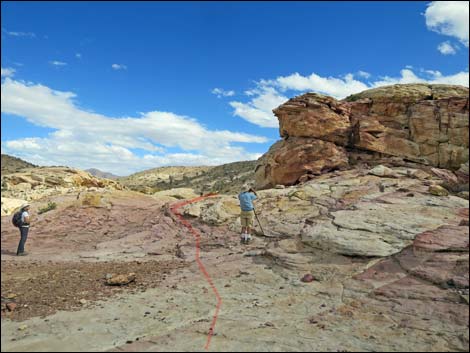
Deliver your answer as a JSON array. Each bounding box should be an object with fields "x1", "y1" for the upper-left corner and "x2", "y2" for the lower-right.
[
  {"x1": 81, "y1": 194, "x2": 102, "y2": 207},
  {"x1": 38, "y1": 201, "x2": 57, "y2": 214}
]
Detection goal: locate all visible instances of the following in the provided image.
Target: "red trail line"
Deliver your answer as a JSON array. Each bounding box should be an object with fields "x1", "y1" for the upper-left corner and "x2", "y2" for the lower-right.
[{"x1": 169, "y1": 194, "x2": 222, "y2": 351}]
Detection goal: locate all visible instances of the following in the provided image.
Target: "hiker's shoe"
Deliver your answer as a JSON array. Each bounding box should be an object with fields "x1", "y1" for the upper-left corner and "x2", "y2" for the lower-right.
[
  {"x1": 17, "y1": 252, "x2": 28, "y2": 256},
  {"x1": 241, "y1": 234, "x2": 251, "y2": 244}
]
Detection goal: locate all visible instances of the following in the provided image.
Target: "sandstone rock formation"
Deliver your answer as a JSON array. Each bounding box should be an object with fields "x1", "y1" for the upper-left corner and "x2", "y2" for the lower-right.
[
  {"x1": 256, "y1": 84, "x2": 469, "y2": 189},
  {"x1": 255, "y1": 137, "x2": 349, "y2": 188},
  {"x1": 182, "y1": 165, "x2": 468, "y2": 257},
  {"x1": 1, "y1": 166, "x2": 468, "y2": 351},
  {"x1": 152, "y1": 187, "x2": 199, "y2": 202},
  {"x1": 1, "y1": 197, "x2": 26, "y2": 217},
  {"x1": 1, "y1": 167, "x2": 124, "y2": 214}
]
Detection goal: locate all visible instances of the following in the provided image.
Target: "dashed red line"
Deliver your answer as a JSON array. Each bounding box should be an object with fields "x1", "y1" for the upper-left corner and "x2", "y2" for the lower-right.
[{"x1": 169, "y1": 194, "x2": 222, "y2": 351}]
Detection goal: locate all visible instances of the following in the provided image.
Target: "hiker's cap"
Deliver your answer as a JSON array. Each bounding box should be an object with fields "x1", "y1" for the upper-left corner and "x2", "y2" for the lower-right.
[
  {"x1": 242, "y1": 182, "x2": 254, "y2": 191},
  {"x1": 21, "y1": 203, "x2": 30, "y2": 209}
]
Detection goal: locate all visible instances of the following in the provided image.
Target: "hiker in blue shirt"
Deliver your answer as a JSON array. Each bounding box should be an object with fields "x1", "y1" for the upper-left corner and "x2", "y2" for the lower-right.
[{"x1": 238, "y1": 186, "x2": 258, "y2": 244}]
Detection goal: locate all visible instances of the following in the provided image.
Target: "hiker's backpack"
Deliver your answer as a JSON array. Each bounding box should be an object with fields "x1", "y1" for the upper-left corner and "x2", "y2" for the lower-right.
[{"x1": 12, "y1": 211, "x2": 23, "y2": 228}]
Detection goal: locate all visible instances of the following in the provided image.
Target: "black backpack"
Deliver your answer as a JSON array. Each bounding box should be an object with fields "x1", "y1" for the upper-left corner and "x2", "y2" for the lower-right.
[{"x1": 12, "y1": 211, "x2": 23, "y2": 228}]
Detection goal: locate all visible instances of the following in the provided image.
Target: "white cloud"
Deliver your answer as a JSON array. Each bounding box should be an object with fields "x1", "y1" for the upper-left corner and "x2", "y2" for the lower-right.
[
  {"x1": 437, "y1": 41, "x2": 458, "y2": 55},
  {"x1": 227, "y1": 67, "x2": 469, "y2": 128},
  {"x1": 372, "y1": 68, "x2": 469, "y2": 87},
  {"x1": 1, "y1": 67, "x2": 16, "y2": 78},
  {"x1": 357, "y1": 70, "x2": 371, "y2": 79},
  {"x1": 1, "y1": 78, "x2": 268, "y2": 175},
  {"x1": 211, "y1": 88, "x2": 235, "y2": 98},
  {"x1": 2, "y1": 29, "x2": 36, "y2": 38},
  {"x1": 229, "y1": 86, "x2": 288, "y2": 128},
  {"x1": 75, "y1": 53, "x2": 82, "y2": 59},
  {"x1": 111, "y1": 64, "x2": 127, "y2": 70},
  {"x1": 228, "y1": 72, "x2": 370, "y2": 127},
  {"x1": 423, "y1": 70, "x2": 469, "y2": 85},
  {"x1": 275, "y1": 72, "x2": 370, "y2": 98},
  {"x1": 425, "y1": 1, "x2": 469, "y2": 46},
  {"x1": 371, "y1": 69, "x2": 425, "y2": 87},
  {"x1": 423, "y1": 69, "x2": 443, "y2": 78},
  {"x1": 49, "y1": 61, "x2": 67, "y2": 66}
]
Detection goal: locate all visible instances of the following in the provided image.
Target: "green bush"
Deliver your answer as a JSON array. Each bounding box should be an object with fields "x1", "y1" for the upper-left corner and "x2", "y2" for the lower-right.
[{"x1": 38, "y1": 201, "x2": 57, "y2": 214}]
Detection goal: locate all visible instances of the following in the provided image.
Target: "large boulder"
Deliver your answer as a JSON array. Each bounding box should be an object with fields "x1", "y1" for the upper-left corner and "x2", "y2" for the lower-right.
[
  {"x1": 301, "y1": 193, "x2": 467, "y2": 257},
  {"x1": 255, "y1": 84, "x2": 469, "y2": 189},
  {"x1": 153, "y1": 188, "x2": 199, "y2": 201},
  {"x1": 254, "y1": 137, "x2": 349, "y2": 189},
  {"x1": 1, "y1": 197, "x2": 27, "y2": 216},
  {"x1": 350, "y1": 95, "x2": 469, "y2": 168},
  {"x1": 274, "y1": 93, "x2": 351, "y2": 145}
]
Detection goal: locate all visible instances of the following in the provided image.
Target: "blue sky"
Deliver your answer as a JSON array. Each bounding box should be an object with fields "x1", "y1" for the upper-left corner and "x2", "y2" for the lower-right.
[{"x1": 1, "y1": 1, "x2": 468, "y2": 175}]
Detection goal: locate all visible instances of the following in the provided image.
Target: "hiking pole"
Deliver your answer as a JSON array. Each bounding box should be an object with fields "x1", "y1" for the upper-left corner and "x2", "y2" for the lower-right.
[{"x1": 253, "y1": 208, "x2": 265, "y2": 236}]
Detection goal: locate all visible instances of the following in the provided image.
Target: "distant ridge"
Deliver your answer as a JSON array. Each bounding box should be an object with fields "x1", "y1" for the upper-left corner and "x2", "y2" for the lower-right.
[
  {"x1": 119, "y1": 160, "x2": 257, "y2": 194},
  {"x1": 1, "y1": 154, "x2": 37, "y2": 175},
  {"x1": 85, "y1": 168, "x2": 120, "y2": 180}
]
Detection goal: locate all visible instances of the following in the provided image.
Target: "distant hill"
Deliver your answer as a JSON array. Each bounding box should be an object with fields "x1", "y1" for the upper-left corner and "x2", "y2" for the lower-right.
[
  {"x1": 1, "y1": 154, "x2": 37, "y2": 175},
  {"x1": 85, "y1": 168, "x2": 120, "y2": 180},
  {"x1": 119, "y1": 160, "x2": 257, "y2": 194}
]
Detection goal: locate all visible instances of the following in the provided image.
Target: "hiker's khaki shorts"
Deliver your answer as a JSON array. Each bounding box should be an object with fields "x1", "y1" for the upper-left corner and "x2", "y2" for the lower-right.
[{"x1": 240, "y1": 210, "x2": 254, "y2": 227}]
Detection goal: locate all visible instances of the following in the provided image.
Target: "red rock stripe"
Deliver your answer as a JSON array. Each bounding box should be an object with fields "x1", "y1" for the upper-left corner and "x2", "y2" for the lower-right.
[{"x1": 170, "y1": 194, "x2": 222, "y2": 350}]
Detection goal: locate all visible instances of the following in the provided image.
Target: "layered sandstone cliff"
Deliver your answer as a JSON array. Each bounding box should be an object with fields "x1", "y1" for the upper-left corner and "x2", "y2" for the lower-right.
[
  {"x1": 1, "y1": 166, "x2": 124, "y2": 215},
  {"x1": 256, "y1": 84, "x2": 469, "y2": 189}
]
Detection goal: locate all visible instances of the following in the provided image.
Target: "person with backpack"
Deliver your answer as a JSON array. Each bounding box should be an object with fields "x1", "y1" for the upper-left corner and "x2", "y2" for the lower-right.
[
  {"x1": 238, "y1": 186, "x2": 258, "y2": 244},
  {"x1": 12, "y1": 203, "x2": 31, "y2": 256}
]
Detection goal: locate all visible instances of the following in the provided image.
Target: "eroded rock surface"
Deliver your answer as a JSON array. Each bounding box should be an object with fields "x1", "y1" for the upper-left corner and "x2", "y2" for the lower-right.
[
  {"x1": 1, "y1": 165, "x2": 468, "y2": 351},
  {"x1": 1, "y1": 167, "x2": 124, "y2": 215},
  {"x1": 256, "y1": 84, "x2": 469, "y2": 189},
  {"x1": 188, "y1": 166, "x2": 468, "y2": 257},
  {"x1": 254, "y1": 137, "x2": 349, "y2": 189}
]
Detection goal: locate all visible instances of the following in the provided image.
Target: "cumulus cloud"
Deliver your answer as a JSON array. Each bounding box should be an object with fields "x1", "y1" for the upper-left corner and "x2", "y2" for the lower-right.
[
  {"x1": 1, "y1": 67, "x2": 16, "y2": 78},
  {"x1": 227, "y1": 68, "x2": 469, "y2": 128},
  {"x1": 211, "y1": 88, "x2": 235, "y2": 98},
  {"x1": 229, "y1": 86, "x2": 288, "y2": 128},
  {"x1": 275, "y1": 72, "x2": 370, "y2": 98},
  {"x1": 49, "y1": 61, "x2": 67, "y2": 66},
  {"x1": 425, "y1": 1, "x2": 469, "y2": 46},
  {"x1": 111, "y1": 64, "x2": 127, "y2": 70},
  {"x1": 372, "y1": 68, "x2": 469, "y2": 87},
  {"x1": 437, "y1": 41, "x2": 458, "y2": 55},
  {"x1": 1, "y1": 78, "x2": 268, "y2": 175}
]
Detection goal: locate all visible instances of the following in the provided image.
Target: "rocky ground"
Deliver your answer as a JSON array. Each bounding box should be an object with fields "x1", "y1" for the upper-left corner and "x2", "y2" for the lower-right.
[
  {"x1": 1, "y1": 163, "x2": 468, "y2": 352},
  {"x1": 1, "y1": 166, "x2": 123, "y2": 216},
  {"x1": 1, "y1": 260, "x2": 185, "y2": 321}
]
